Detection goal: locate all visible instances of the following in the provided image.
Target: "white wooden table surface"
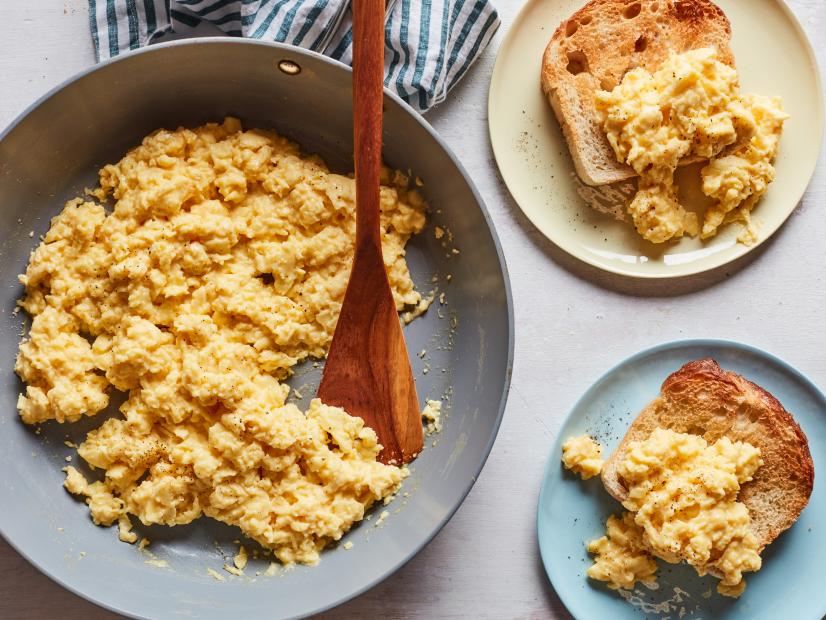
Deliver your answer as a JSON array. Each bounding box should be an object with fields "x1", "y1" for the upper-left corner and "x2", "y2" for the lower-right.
[{"x1": 1, "y1": 1, "x2": 824, "y2": 618}]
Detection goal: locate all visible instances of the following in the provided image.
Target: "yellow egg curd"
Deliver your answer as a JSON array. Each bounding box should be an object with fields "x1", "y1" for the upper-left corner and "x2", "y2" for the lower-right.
[
  {"x1": 561, "y1": 434, "x2": 604, "y2": 480},
  {"x1": 587, "y1": 428, "x2": 763, "y2": 597},
  {"x1": 587, "y1": 512, "x2": 658, "y2": 589},
  {"x1": 596, "y1": 48, "x2": 787, "y2": 244},
  {"x1": 16, "y1": 117, "x2": 429, "y2": 565}
]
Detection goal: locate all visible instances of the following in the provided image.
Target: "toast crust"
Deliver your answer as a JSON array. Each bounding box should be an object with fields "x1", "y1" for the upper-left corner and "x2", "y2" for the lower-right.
[
  {"x1": 601, "y1": 359, "x2": 814, "y2": 551},
  {"x1": 541, "y1": 0, "x2": 735, "y2": 186}
]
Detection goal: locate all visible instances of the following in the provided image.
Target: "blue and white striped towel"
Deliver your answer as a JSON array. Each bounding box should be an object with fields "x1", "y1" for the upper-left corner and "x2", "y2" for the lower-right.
[{"x1": 89, "y1": 0, "x2": 500, "y2": 112}]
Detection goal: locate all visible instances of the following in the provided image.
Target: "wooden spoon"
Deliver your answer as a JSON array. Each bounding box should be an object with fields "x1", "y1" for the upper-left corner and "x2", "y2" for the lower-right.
[{"x1": 317, "y1": 0, "x2": 423, "y2": 465}]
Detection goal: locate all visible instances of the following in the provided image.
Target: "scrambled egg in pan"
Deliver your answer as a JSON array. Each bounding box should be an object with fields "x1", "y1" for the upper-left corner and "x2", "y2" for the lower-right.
[
  {"x1": 16, "y1": 118, "x2": 429, "y2": 565},
  {"x1": 596, "y1": 48, "x2": 787, "y2": 244}
]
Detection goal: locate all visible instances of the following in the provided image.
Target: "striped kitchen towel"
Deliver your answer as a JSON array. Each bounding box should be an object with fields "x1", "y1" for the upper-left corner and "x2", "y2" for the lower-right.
[{"x1": 89, "y1": 0, "x2": 500, "y2": 112}]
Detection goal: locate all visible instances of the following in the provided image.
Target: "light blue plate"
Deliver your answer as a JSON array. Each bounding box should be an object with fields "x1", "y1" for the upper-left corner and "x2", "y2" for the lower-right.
[{"x1": 537, "y1": 340, "x2": 826, "y2": 620}]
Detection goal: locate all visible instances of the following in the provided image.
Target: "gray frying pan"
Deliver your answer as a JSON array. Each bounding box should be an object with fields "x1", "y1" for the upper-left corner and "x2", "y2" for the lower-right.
[{"x1": 0, "y1": 39, "x2": 513, "y2": 620}]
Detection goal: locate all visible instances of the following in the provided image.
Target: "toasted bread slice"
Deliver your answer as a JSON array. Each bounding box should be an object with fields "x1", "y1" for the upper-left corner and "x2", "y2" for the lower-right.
[
  {"x1": 602, "y1": 358, "x2": 814, "y2": 550},
  {"x1": 541, "y1": 0, "x2": 735, "y2": 186}
]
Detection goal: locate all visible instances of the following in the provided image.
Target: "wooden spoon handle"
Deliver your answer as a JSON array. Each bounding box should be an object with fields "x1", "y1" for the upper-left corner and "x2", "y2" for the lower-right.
[
  {"x1": 352, "y1": 0, "x2": 385, "y2": 254},
  {"x1": 317, "y1": 0, "x2": 422, "y2": 465}
]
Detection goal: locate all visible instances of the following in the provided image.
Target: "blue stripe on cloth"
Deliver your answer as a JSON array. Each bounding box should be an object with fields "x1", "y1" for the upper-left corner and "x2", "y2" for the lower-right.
[
  {"x1": 142, "y1": 0, "x2": 156, "y2": 31},
  {"x1": 248, "y1": 0, "x2": 275, "y2": 34},
  {"x1": 392, "y1": 0, "x2": 412, "y2": 97},
  {"x1": 274, "y1": 0, "x2": 305, "y2": 41},
  {"x1": 182, "y1": 0, "x2": 223, "y2": 10},
  {"x1": 251, "y1": 0, "x2": 290, "y2": 38},
  {"x1": 448, "y1": 0, "x2": 466, "y2": 35},
  {"x1": 425, "y1": 0, "x2": 450, "y2": 107},
  {"x1": 447, "y1": 8, "x2": 497, "y2": 89},
  {"x1": 149, "y1": 0, "x2": 172, "y2": 41},
  {"x1": 308, "y1": 0, "x2": 344, "y2": 51},
  {"x1": 241, "y1": 0, "x2": 261, "y2": 26},
  {"x1": 171, "y1": 8, "x2": 201, "y2": 26},
  {"x1": 88, "y1": 0, "x2": 498, "y2": 113},
  {"x1": 383, "y1": 10, "x2": 401, "y2": 88},
  {"x1": 125, "y1": 0, "x2": 140, "y2": 49},
  {"x1": 328, "y1": 18, "x2": 352, "y2": 61},
  {"x1": 212, "y1": 11, "x2": 242, "y2": 25},
  {"x1": 105, "y1": 0, "x2": 119, "y2": 58},
  {"x1": 445, "y1": 0, "x2": 482, "y2": 76},
  {"x1": 291, "y1": 0, "x2": 328, "y2": 46},
  {"x1": 89, "y1": 0, "x2": 101, "y2": 60},
  {"x1": 412, "y1": 0, "x2": 432, "y2": 109}
]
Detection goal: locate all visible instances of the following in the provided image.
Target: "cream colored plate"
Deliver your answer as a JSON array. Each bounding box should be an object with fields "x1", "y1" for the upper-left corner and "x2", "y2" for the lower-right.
[{"x1": 489, "y1": 0, "x2": 823, "y2": 278}]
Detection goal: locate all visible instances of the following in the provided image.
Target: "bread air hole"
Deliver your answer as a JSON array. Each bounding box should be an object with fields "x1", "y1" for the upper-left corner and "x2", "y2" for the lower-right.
[
  {"x1": 565, "y1": 20, "x2": 579, "y2": 36},
  {"x1": 566, "y1": 50, "x2": 590, "y2": 76},
  {"x1": 650, "y1": 1, "x2": 660, "y2": 12},
  {"x1": 635, "y1": 35, "x2": 648, "y2": 52},
  {"x1": 624, "y1": 2, "x2": 642, "y2": 18},
  {"x1": 579, "y1": 15, "x2": 593, "y2": 25}
]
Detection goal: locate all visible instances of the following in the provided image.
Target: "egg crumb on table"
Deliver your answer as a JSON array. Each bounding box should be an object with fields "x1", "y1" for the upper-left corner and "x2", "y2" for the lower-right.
[
  {"x1": 586, "y1": 428, "x2": 763, "y2": 597},
  {"x1": 561, "y1": 434, "x2": 603, "y2": 480},
  {"x1": 16, "y1": 117, "x2": 432, "y2": 566},
  {"x1": 595, "y1": 48, "x2": 787, "y2": 244}
]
